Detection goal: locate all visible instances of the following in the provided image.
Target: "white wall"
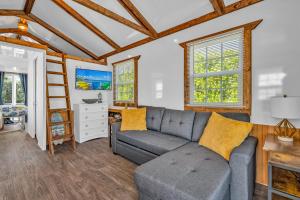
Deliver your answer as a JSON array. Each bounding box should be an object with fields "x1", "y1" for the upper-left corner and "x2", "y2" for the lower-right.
[
  {"x1": 66, "y1": 59, "x2": 113, "y2": 108},
  {"x1": 47, "y1": 56, "x2": 112, "y2": 109},
  {"x1": 108, "y1": 0, "x2": 300, "y2": 127},
  {"x1": 0, "y1": 54, "x2": 29, "y2": 73}
]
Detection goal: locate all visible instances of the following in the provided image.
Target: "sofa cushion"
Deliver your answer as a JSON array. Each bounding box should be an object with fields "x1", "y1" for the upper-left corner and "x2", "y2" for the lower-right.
[
  {"x1": 161, "y1": 109, "x2": 195, "y2": 140},
  {"x1": 192, "y1": 112, "x2": 212, "y2": 142},
  {"x1": 146, "y1": 106, "x2": 165, "y2": 131},
  {"x1": 199, "y1": 112, "x2": 253, "y2": 160},
  {"x1": 135, "y1": 142, "x2": 231, "y2": 200},
  {"x1": 116, "y1": 130, "x2": 189, "y2": 155},
  {"x1": 191, "y1": 112, "x2": 251, "y2": 142}
]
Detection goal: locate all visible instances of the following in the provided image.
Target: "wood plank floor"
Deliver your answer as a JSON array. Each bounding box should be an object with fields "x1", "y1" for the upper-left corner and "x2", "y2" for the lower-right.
[{"x1": 0, "y1": 131, "x2": 267, "y2": 200}]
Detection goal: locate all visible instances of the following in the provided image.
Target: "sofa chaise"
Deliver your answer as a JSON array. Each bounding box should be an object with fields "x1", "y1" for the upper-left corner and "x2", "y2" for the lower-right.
[{"x1": 111, "y1": 107, "x2": 257, "y2": 200}]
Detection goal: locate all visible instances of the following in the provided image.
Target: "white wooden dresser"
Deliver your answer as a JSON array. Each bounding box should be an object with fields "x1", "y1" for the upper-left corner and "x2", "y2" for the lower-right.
[{"x1": 74, "y1": 103, "x2": 108, "y2": 143}]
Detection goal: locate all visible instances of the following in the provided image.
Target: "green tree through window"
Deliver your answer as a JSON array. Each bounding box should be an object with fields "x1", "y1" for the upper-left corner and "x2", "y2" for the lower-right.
[
  {"x1": 114, "y1": 59, "x2": 135, "y2": 103},
  {"x1": 2, "y1": 75, "x2": 12, "y2": 104},
  {"x1": 189, "y1": 31, "x2": 243, "y2": 106},
  {"x1": 1, "y1": 73, "x2": 25, "y2": 105},
  {"x1": 16, "y1": 76, "x2": 25, "y2": 104}
]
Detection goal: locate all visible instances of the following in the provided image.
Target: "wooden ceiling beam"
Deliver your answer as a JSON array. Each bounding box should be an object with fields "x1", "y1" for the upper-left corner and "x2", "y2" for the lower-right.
[
  {"x1": 72, "y1": 0, "x2": 152, "y2": 36},
  {"x1": 0, "y1": 28, "x2": 62, "y2": 53},
  {"x1": 47, "y1": 51, "x2": 107, "y2": 65},
  {"x1": 24, "y1": 0, "x2": 36, "y2": 14},
  {"x1": 28, "y1": 14, "x2": 98, "y2": 59},
  {"x1": 0, "y1": 35, "x2": 48, "y2": 50},
  {"x1": 98, "y1": 0, "x2": 263, "y2": 59},
  {"x1": 117, "y1": 0, "x2": 157, "y2": 37},
  {"x1": 209, "y1": 0, "x2": 225, "y2": 15},
  {"x1": 52, "y1": 0, "x2": 120, "y2": 49},
  {"x1": 0, "y1": 9, "x2": 31, "y2": 20}
]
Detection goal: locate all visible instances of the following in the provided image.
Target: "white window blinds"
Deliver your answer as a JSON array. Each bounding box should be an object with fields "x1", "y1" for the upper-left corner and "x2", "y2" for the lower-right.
[
  {"x1": 187, "y1": 29, "x2": 244, "y2": 107},
  {"x1": 114, "y1": 59, "x2": 135, "y2": 102}
]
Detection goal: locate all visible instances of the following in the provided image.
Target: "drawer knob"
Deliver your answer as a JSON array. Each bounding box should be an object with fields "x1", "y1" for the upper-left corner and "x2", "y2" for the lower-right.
[
  {"x1": 85, "y1": 116, "x2": 88, "y2": 119},
  {"x1": 85, "y1": 125, "x2": 88, "y2": 127},
  {"x1": 85, "y1": 132, "x2": 88, "y2": 135}
]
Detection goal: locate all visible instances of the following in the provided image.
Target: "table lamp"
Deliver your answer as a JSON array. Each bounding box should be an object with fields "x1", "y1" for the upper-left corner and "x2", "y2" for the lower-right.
[{"x1": 270, "y1": 95, "x2": 300, "y2": 142}]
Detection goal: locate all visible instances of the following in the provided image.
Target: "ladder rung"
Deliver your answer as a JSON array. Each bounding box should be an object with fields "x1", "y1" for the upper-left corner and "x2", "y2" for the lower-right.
[
  {"x1": 48, "y1": 96, "x2": 69, "y2": 98},
  {"x1": 47, "y1": 83, "x2": 66, "y2": 87},
  {"x1": 47, "y1": 59, "x2": 64, "y2": 64},
  {"x1": 50, "y1": 121, "x2": 71, "y2": 126},
  {"x1": 52, "y1": 134, "x2": 72, "y2": 141},
  {"x1": 47, "y1": 71, "x2": 66, "y2": 75},
  {"x1": 49, "y1": 108, "x2": 70, "y2": 112}
]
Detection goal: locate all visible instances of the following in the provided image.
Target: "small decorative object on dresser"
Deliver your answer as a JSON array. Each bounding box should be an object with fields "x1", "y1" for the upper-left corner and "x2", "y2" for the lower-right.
[
  {"x1": 74, "y1": 103, "x2": 108, "y2": 143},
  {"x1": 271, "y1": 95, "x2": 300, "y2": 142},
  {"x1": 263, "y1": 134, "x2": 300, "y2": 200}
]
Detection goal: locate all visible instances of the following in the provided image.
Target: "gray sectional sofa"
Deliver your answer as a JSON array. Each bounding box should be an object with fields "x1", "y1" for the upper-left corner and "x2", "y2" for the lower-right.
[{"x1": 111, "y1": 107, "x2": 257, "y2": 200}]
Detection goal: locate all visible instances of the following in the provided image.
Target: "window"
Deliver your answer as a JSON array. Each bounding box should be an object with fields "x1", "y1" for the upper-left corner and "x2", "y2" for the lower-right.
[
  {"x1": 188, "y1": 30, "x2": 243, "y2": 106},
  {"x1": 2, "y1": 73, "x2": 25, "y2": 105},
  {"x1": 180, "y1": 20, "x2": 262, "y2": 114},
  {"x1": 112, "y1": 56, "x2": 140, "y2": 107}
]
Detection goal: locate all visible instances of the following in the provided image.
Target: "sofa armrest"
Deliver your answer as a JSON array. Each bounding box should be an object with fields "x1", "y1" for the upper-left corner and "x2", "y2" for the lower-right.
[
  {"x1": 229, "y1": 136, "x2": 258, "y2": 200},
  {"x1": 111, "y1": 122, "x2": 121, "y2": 153}
]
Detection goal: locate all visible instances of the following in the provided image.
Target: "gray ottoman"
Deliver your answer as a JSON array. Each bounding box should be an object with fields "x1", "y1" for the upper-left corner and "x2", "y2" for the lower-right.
[{"x1": 134, "y1": 142, "x2": 231, "y2": 200}]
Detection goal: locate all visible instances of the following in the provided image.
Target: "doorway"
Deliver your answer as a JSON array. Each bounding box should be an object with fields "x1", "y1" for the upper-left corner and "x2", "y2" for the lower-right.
[{"x1": 0, "y1": 42, "x2": 46, "y2": 150}]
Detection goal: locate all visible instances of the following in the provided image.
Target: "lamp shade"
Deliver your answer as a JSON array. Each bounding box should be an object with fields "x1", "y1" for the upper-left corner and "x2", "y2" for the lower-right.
[{"x1": 270, "y1": 96, "x2": 300, "y2": 119}]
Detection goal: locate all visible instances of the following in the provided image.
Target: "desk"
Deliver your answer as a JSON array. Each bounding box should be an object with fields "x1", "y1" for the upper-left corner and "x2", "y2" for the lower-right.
[
  {"x1": 108, "y1": 106, "x2": 137, "y2": 147},
  {"x1": 263, "y1": 134, "x2": 300, "y2": 200}
]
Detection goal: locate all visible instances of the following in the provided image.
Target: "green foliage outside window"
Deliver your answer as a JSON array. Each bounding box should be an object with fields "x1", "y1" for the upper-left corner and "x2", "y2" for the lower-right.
[
  {"x1": 116, "y1": 64, "x2": 134, "y2": 102},
  {"x1": 2, "y1": 74, "x2": 25, "y2": 105},
  {"x1": 16, "y1": 78, "x2": 25, "y2": 104},
  {"x1": 192, "y1": 43, "x2": 241, "y2": 104},
  {"x1": 2, "y1": 75, "x2": 12, "y2": 104}
]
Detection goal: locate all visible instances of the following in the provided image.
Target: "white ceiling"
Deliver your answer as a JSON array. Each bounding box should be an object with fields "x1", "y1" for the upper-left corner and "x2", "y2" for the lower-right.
[
  {"x1": 0, "y1": 16, "x2": 18, "y2": 29},
  {"x1": 130, "y1": 0, "x2": 214, "y2": 32},
  {"x1": 0, "y1": 0, "x2": 25, "y2": 10},
  {"x1": 65, "y1": 0, "x2": 147, "y2": 47},
  {"x1": 224, "y1": 0, "x2": 240, "y2": 6},
  {"x1": 0, "y1": 0, "x2": 242, "y2": 59}
]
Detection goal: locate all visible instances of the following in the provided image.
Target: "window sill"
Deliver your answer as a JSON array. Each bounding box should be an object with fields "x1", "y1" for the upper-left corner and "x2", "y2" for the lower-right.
[
  {"x1": 113, "y1": 102, "x2": 137, "y2": 107},
  {"x1": 184, "y1": 105, "x2": 250, "y2": 114}
]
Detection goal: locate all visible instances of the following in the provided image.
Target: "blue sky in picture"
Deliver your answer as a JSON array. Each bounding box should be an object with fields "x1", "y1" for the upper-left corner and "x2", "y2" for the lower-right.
[{"x1": 75, "y1": 68, "x2": 112, "y2": 90}]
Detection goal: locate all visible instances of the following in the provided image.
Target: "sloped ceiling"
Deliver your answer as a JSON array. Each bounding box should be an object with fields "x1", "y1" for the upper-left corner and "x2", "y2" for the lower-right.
[{"x1": 0, "y1": 0, "x2": 262, "y2": 60}]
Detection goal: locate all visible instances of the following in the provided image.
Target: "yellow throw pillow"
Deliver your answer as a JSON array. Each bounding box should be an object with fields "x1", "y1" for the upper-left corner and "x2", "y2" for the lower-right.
[
  {"x1": 199, "y1": 112, "x2": 253, "y2": 160},
  {"x1": 121, "y1": 108, "x2": 147, "y2": 131}
]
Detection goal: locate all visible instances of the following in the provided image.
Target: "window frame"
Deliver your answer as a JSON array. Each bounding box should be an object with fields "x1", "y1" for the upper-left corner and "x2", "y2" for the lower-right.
[
  {"x1": 112, "y1": 55, "x2": 140, "y2": 107},
  {"x1": 188, "y1": 30, "x2": 244, "y2": 107},
  {"x1": 2, "y1": 73, "x2": 25, "y2": 106},
  {"x1": 180, "y1": 20, "x2": 263, "y2": 114}
]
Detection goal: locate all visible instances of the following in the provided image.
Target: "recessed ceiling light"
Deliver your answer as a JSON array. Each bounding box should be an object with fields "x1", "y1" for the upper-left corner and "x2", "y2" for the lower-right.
[
  {"x1": 173, "y1": 39, "x2": 179, "y2": 43},
  {"x1": 13, "y1": 67, "x2": 17, "y2": 71},
  {"x1": 127, "y1": 55, "x2": 132, "y2": 58}
]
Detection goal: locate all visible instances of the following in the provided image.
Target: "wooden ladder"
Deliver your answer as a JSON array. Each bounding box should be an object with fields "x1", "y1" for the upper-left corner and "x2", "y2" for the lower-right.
[{"x1": 46, "y1": 54, "x2": 75, "y2": 155}]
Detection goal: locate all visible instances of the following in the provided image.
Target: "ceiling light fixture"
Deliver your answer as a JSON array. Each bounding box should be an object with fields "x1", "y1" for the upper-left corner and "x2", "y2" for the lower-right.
[{"x1": 18, "y1": 18, "x2": 28, "y2": 32}]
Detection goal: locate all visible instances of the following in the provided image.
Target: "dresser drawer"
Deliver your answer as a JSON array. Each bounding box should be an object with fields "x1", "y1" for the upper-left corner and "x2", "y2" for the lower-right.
[
  {"x1": 82, "y1": 112, "x2": 107, "y2": 121},
  {"x1": 80, "y1": 104, "x2": 107, "y2": 113},
  {"x1": 81, "y1": 128, "x2": 108, "y2": 138},
  {"x1": 80, "y1": 119, "x2": 106, "y2": 130}
]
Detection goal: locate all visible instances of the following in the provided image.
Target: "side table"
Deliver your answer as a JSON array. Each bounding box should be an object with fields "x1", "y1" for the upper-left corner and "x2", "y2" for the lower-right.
[{"x1": 263, "y1": 134, "x2": 300, "y2": 200}]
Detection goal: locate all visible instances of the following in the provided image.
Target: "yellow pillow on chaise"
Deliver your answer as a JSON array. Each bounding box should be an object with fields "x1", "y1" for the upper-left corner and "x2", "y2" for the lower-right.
[
  {"x1": 199, "y1": 112, "x2": 253, "y2": 160},
  {"x1": 120, "y1": 108, "x2": 147, "y2": 131}
]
